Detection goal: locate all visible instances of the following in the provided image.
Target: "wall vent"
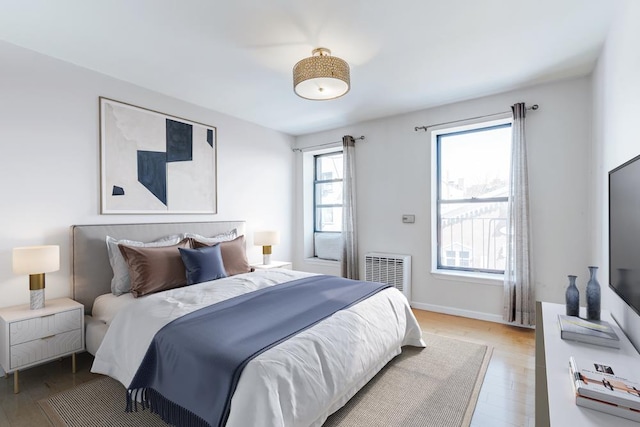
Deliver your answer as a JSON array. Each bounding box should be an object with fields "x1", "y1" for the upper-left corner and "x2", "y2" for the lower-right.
[{"x1": 364, "y1": 253, "x2": 411, "y2": 300}]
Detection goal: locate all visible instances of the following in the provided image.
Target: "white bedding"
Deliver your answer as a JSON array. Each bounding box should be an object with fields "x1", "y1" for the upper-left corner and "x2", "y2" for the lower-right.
[{"x1": 92, "y1": 269, "x2": 425, "y2": 427}]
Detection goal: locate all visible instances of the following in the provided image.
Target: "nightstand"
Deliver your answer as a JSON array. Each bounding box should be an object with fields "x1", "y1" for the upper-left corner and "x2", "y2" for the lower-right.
[
  {"x1": 251, "y1": 261, "x2": 293, "y2": 270},
  {"x1": 0, "y1": 297, "x2": 84, "y2": 393}
]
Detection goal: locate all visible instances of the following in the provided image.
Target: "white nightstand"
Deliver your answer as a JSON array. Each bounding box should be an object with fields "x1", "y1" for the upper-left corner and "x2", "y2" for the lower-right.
[
  {"x1": 0, "y1": 297, "x2": 84, "y2": 393},
  {"x1": 251, "y1": 261, "x2": 293, "y2": 270}
]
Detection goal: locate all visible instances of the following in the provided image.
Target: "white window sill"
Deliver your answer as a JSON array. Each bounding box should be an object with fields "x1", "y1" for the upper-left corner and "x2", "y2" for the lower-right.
[
  {"x1": 304, "y1": 257, "x2": 340, "y2": 266},
  {"x1": 431, "y1": 269, "x2": 504, "y2": 287}
]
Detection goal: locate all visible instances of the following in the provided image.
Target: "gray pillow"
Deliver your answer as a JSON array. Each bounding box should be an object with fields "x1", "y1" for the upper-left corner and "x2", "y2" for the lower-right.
[
  {"x1": 106, "y1": 234, "x2": 182, "y2": 295},
  {"x1": 183, "y1": 228, "x2": 237, "y2": 245}
]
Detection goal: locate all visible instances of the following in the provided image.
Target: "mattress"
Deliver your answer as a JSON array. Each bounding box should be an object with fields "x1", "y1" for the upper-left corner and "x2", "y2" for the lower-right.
[{"x1": 85, "y1": 292, "x2": 136, "y2": 355}]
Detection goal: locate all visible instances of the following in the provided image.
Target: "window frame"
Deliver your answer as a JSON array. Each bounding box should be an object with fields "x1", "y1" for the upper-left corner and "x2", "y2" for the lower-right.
[
  {"x1": 313, "y1": 150, "x2": 343, "y2": 234},
  {"x1": 431, "y1": 116, "x2": 512, "y2": 279}
]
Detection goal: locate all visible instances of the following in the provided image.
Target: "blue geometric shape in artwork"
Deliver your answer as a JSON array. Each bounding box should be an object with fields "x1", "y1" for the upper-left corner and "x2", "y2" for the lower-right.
[
  {"x1": 166, "y1": 119, "x2": 193, "y2": 162},
  {"x1": 112, "y1": 185, "x2": 125, "y2": 196},
  {"x1": 137, "y1": 150, "x2": 167, "y2": 205},
  {"x1": 207, "y1": 129, "x2": 214, "y2": 148}
]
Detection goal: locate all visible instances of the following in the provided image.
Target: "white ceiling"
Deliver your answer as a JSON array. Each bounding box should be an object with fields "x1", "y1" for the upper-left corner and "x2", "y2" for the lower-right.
[{"x1": 0, "y1": 0, "x2": 620, "y2": 136}]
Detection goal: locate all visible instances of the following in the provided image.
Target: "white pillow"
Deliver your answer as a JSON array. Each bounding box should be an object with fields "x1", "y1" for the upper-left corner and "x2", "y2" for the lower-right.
[
  {"x1": 106, "y1": 234, "x2": 182, "y2": 295},
  {"x1": 315, "y1": 232, "x2": 343, "y2": 261},
  {"x1": 184, "y1": 228, "x2": 237, "y2": 245}
]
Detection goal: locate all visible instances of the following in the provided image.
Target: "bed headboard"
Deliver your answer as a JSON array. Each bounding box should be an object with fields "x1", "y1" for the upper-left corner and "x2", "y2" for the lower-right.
[{"x1": 71, "y1": 221, "x2": 246, "y2": 313}]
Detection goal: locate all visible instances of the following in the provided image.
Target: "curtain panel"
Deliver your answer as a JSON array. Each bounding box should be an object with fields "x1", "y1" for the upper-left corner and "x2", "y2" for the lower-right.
[
  {"x1": 341, "y1": 135, "x2": 358, "y2": 279},
  {"x1": 503, "y1": 103, "x2": 535, "y2": 326}
]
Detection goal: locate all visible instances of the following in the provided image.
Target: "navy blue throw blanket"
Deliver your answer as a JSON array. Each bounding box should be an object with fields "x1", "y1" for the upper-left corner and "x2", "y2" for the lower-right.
[{"x1": 126, "y1": 275, "x2": 390, "y2": 427}]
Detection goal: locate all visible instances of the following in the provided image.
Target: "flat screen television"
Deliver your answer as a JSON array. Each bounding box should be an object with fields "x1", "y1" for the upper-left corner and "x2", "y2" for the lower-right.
[{"x1": 609, "y1": 153, "x2": 640, "y2": 316}]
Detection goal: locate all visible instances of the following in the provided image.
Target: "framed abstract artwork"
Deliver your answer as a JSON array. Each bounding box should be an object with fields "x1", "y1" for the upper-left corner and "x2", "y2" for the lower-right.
[{"x1": 100, "y1": 97, "x2": 217, "y2": 214}]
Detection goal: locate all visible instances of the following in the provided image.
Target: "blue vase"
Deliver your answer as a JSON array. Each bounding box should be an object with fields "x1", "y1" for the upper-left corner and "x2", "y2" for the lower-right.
[
  {"x1": 565, "y1": 275, "x2": 579, "y2": 316},
  {"x1": 586, "y1": 266, "x2": 601, "y2": 320}
]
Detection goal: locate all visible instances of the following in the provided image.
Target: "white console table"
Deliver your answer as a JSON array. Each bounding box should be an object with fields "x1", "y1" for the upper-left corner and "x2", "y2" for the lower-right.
[{"x1": 536, "y1": 301, "x2": 640, "y2": 426}]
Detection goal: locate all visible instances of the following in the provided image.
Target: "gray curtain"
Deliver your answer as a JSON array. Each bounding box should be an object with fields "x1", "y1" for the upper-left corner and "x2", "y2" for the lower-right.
[
  {"x1": 341, "y1": 135, "x2": 358, "y2": 279},
  {"x1": 503, "y1": 103, "x2": 535, "y2": 326}
]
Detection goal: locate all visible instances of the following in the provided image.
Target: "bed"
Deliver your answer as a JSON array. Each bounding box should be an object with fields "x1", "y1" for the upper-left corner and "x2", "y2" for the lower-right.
[{"x1": 71, "y1": 221, "x2": 425, "y2": 427}]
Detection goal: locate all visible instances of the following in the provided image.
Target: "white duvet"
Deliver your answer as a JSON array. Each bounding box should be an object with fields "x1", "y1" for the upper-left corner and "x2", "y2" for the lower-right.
[{"x1": 92, "y1": 269, "x2": 425, "y2": 427}]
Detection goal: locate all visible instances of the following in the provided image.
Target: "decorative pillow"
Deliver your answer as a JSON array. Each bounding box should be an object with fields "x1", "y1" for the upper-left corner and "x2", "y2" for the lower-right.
[
  {"x1": 193, "y1": 235, "x2": 251, "y2": 276},
  {"x1": 106, "y1": 234, "x2": 182, "y2": 295},
  {"x1": 314, "y1": 232, "x2": 343, "y2": 261},
  {"x1": 183, "y1": 228, "x2": 237, "y2": 245},
  {"x1": 179, "y1": 244, "x2": 227, "y2": 285},
  {"x1": 118, "y1": 238, "x2": 191, "y2": 298}
]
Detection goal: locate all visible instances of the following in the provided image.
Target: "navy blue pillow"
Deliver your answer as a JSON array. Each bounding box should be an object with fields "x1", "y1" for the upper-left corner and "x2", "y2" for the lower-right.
[{"x1": 179, "y1": 244, "x2": 228, "y2": 285}]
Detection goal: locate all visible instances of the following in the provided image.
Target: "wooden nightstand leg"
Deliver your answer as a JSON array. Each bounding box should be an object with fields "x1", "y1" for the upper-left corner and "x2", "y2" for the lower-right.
[
  {"x1": 72, "y1": 353, "x2": 76, "y2": 374},
  {"x1": 14, "y1": 370, "x2": 19, "y2": 394}
]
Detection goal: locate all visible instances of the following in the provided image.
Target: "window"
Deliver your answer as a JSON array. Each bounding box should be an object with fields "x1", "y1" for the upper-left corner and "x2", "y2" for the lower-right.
[
  {"x1": 314, "y1": 151, "x2": 343, "y2": 232},
  {"x1": 313, "y1": 151, "x2": 343, "y2": 260},
  {"x1": 435, "y1": 121, "x2": 512, "y2": 275}
]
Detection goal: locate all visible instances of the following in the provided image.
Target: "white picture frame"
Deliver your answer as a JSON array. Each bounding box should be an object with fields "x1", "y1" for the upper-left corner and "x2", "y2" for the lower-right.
[{"x1": 99, "y1": 97, "x2": 217, "y2": 214}]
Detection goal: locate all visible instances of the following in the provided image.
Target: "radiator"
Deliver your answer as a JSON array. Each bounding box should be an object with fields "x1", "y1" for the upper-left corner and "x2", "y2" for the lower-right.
[{"x1": 364, "y1": 253, "x2": 411, "y2": 300}]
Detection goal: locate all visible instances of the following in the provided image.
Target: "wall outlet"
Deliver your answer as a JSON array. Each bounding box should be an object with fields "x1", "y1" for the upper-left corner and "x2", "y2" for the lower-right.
[{"x1": 402, "y1": 214, "x2": 415, "y2": 224}]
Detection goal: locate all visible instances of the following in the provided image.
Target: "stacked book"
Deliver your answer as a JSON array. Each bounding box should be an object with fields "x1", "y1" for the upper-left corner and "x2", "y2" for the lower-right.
[
  {"x1": 569, "y1": 355, "x2": 640, "y2": 421},
  {"x1": 558, "y1": 315, "x2": 620, "y2": 348}
]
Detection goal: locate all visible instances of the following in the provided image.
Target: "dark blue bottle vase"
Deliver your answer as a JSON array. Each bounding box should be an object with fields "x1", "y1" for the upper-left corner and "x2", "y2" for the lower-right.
[
  {"x1": 586, "y1": 266, "x2": 601, "y2": 321},
  {"x1": 565, "y1": 275, "x2": 579, "y2": 316}
]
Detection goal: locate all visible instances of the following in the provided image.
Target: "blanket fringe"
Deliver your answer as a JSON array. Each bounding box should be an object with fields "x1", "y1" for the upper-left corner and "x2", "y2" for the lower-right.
[{"x1": 127, "y1": 387, "x2": 210, "y2": 427}]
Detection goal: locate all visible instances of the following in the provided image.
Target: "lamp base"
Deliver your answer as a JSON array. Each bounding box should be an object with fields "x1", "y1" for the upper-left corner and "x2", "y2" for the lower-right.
[
  {"x1": 263, "y1": 254, "x2": 272, "y2": 265},
  {"x1": 30, "y1": 289, "x2": 45, "y2": 310}
]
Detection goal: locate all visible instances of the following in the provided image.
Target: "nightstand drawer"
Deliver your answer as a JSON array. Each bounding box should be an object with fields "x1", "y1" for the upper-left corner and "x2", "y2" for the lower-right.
[
  {"x1": 9, "y1": 309, "x2": 82, "y2": 345},
  {"x1": 10, "y1": 329, "x2": 82, "y2": 370}
]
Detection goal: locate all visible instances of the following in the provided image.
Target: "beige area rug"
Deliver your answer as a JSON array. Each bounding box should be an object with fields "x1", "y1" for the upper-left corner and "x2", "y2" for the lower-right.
[
  {"x1": 39, "y1": 334, "x2": 491, "y2": 427},
  {"x1": 323, "y1": 334, "x2": 492, "y2": 427}
]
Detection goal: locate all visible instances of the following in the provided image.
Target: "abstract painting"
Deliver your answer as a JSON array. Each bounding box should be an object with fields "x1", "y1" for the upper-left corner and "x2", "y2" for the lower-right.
[{"x1": 100, "y1": 97, "x2": 217, "y2": 214}]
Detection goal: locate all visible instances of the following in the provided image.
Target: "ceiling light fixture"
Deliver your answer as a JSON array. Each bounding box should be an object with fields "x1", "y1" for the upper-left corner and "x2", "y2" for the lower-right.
[{"x1": 293, "y1": 47, "x2": 350, "y2": 100}]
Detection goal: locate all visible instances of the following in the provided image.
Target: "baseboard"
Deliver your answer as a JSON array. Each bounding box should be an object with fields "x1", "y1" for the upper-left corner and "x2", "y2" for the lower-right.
[{"x1": 411, "y1": 301, "x2": 505, "y2": 324}]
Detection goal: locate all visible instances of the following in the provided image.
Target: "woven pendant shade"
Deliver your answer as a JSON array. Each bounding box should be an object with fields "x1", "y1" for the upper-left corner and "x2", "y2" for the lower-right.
[{"x1": 293, "y1": 48, "x2": 350, "y2": 100}]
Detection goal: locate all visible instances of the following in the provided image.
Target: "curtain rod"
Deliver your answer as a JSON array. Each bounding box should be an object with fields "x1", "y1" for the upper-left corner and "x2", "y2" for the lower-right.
[
  {"x1": 292, "y1": 135, "x2": 365, "y2": 152},
  {"x1": 413, "y1": 104, "x2": 539, "y2": 132}
]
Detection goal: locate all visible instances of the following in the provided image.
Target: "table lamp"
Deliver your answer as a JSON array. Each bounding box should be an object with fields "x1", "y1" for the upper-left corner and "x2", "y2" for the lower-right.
[
  {"x1": 12, "y1": 245, "x2": 60, "y2": 310},
  {"x1": 254, "y1": 231, "x2": 280, "y2": 265}
]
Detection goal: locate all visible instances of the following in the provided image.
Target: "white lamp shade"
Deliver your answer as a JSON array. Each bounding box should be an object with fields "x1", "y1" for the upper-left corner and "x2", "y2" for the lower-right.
[
  {"x1": 294, "y1": 77, "x2": 349, "y2": 100},
  {"x1": 254, "y1": 231, "x2": 280, "y2": 246},
  {"x1": 13, "y1": 245, "x2": 60, "y2": 275}
]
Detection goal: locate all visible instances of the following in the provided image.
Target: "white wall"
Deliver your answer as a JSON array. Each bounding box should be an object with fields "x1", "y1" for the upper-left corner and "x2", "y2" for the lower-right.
[
  {"x1": 591, "y1": 0, "x2": 640, "y2": 349},
  {"x1": 294, "y1": 77, "x2": 593, "y2": 322},
  {"x1": 0, "y1": 41, "x2": 295, "y2": 309}
]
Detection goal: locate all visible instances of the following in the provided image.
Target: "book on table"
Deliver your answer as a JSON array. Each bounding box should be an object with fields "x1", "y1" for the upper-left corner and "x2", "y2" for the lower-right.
[
  {"x1": 569, "y1": 355, "x2": 640, "y2": 421},
  {"x1": 570, "y1": 382, "x2": 640, "y2": 422},
  {"x1": 557, "y1": 314, "x2": 620, "y2": 348}
]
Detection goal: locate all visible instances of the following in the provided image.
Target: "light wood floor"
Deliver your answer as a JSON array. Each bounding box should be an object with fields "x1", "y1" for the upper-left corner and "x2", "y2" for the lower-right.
[{"x1": 0, "y1": 309, "x2": 535, "y2": 427}]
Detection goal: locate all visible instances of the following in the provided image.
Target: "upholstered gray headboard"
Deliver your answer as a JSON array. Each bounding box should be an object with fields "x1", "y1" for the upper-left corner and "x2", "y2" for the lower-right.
[{"x1": 71, "y1": 221, "x2": 246, "y2": 313}]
